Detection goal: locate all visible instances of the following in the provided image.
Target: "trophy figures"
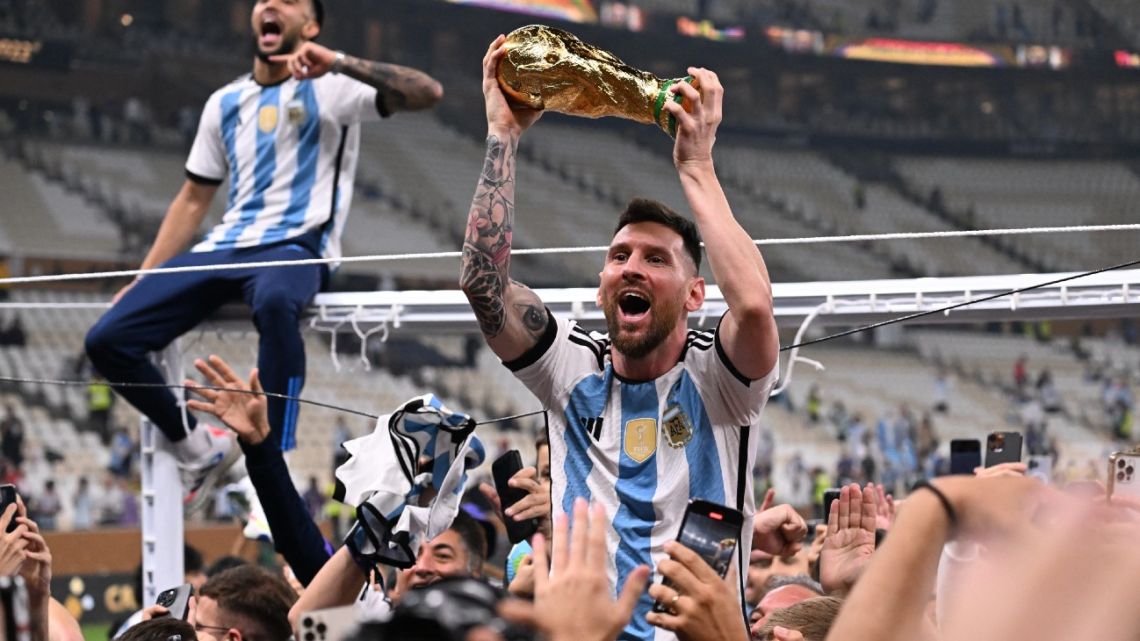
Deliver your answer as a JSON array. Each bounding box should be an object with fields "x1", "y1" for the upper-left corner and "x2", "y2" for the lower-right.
[{"x1": 496, "y1": 24, "x2": 698, "y2": 137}]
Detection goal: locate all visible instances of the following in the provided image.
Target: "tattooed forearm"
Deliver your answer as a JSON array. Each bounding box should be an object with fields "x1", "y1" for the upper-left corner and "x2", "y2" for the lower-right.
[
  {"x1": 340, "y1": 56, "x2": 443, "y2": 113},
  {"x1": 461, "y1": 134, "x2": 518, "y2": 339}
]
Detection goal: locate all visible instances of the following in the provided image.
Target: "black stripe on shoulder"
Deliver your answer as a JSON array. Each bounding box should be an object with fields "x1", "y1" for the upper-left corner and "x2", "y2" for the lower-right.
[
  {"x1": 503, "y1": 308, "x2": 558, "y2": 372},
  {"x1": 185, "y1": 169, "x2": 223, "y2": 186},
  {"x1": 568, "y1": 334, "x2": 605, "y2": 370},
  {"x1": 714, "y1": 323, "x2": 751, "y2": 387}
]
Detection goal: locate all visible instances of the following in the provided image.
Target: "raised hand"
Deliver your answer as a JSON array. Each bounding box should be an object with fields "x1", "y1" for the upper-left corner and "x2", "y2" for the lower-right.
[
  {"x1": 500, "y1": 499, "x2": 648, "y2": 641},
  {"x1": 874, "y1": 484, "x2": 896, "y2": 531},
  {"x1": 663, "y1": 67, "x2": 723, "y2": 170},
  {"x1": 0, "y1": 503, "x2": 29, "y2": 576},
  {"x1": 15, "y1": 497, "x2": 50, "y2": 599},
  {"x1": 269, "y1": 42, "x2": 336, "y2": 80},
  {"x1": 819, "y1": 483, "x2": 877, "y2": 596},
  {"x1": 483, "y1": 35, "x2": 542, "y2": 137},
  {"x1": 184, "y1": 354, "x2": 269, "y2": 446},
  {"x1": 752, "y1": 488, "x2": 808, "y2": 558},
  {"x1": 504, "y1": 467, "x2": 551, "y2": 522}
]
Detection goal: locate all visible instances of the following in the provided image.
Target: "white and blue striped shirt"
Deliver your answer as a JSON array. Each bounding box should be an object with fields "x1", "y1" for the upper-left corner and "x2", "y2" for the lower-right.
[
  {"x1": 508, "y1": 314, "x2": 777, "y2": 641},
  {"x1": 185, "y1": 73, "x2": 381, "y2": 260}
]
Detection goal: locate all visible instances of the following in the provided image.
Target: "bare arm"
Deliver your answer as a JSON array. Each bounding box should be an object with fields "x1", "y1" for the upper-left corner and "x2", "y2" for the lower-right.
[
  {"x1": 664, "y1": 69, "x2": 778, "y2": 380},
  {"x1": 141, "y1": 179, "x2": 217, "y2": 270},
  {"x1": 460, "y1": 36, "x2": 545, "y2": 361},
  {"x1": 110, "y1": 178, "x2": 215, "y2": 303},
  {"x1": 339, "y1": 56, "x2": 443, "y2": 114},
  {"x1": 272, "y1": 43, "x2": 443, "y2": 114},
  {"x1": 287, "y1": 547, "x2": 366, "y2": 632}
]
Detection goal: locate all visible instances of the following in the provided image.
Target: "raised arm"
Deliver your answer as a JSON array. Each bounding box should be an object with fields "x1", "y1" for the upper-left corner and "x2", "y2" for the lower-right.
[
  {"x1": 271, "y1": 43, "x2": 443, "y2": 114},
  {"x1": 663, "y1": 69, "x2": 778, "y2": 380},
  {"x1": 459, "y1": 36, "x2": 545, "y2": 362}
]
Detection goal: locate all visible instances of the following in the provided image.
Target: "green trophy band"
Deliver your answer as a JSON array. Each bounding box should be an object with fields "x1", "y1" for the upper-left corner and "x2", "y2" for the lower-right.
[{"x1": 496, "y1": 24, "x2": 697, "y2": 137}]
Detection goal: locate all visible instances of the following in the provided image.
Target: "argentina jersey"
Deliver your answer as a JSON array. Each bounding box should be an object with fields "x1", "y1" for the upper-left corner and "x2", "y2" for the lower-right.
[
  {"x1": 185, "y1": 72, "x2": 382, "y2": 261},
  {"x1": 507, "y1": 313, "x2": 778, "y2": 641}
]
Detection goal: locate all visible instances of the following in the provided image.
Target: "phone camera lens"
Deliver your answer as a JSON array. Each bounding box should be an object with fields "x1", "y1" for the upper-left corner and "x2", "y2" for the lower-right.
[
  {"x1": 1128, "y1": 466, "x2": 1135, "y2": 476},
  {"x1": 1118, "y1": 471, "x2": 1126, "y2": 481},
  {"x1": 1119, "y1": 459, "x2": 1127, "y2": 469}
]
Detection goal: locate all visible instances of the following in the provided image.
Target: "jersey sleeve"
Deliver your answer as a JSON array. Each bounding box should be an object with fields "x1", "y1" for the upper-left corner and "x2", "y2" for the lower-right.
[
  {"x1": 685, "y1": 315, "x2": 779, "y2": 426},
  {"x1": 503, "y1": 311, "x2": 603, "y2": 409},
  {"x1": 318, "y1": 74, "x2": 383, "y2": 125},
  {"x1": 184, "y1": 91, "x2": 227, "y2": 184}
]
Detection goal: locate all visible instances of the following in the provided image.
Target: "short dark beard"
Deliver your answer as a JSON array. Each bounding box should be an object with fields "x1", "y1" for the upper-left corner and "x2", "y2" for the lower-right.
[
  {"x1": 603, "y1": 294, "x2": 682, "y2": 361},
  {"x1": 251, "y1": 31, "x2": 300, "y2": 63}
]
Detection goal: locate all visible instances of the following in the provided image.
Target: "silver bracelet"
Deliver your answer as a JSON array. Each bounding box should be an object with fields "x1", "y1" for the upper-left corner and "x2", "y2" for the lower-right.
[{"x1": 331, "y1": 50, "x2": 346, "y2": 74}]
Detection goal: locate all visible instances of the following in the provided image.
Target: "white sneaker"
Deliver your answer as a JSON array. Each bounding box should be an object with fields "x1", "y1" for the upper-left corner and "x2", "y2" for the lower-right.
[
  {"x1": 180, "y1": 425, "x2": 242, "y2": 515},
  {"x1": 225, "y1": 476, "x2": 273, "y2": 542}
]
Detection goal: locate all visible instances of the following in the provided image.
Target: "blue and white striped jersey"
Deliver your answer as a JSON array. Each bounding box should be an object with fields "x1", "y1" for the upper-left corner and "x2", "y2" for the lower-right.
[
  {"x1": 507, "y1": 314, "x2": 777, "y2": 641},
  {"x1": 185, "y1": 73, "x2": 381, "y2": 260}
]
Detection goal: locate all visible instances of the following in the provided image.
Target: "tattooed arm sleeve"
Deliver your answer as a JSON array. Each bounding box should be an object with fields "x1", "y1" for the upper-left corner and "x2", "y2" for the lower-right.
[
  {"x1": 460, "y1": 133, "x2": 549, "y2": 361},
  {"x1": 339, "y1": 56, "x2": 443, "y2": 115}
]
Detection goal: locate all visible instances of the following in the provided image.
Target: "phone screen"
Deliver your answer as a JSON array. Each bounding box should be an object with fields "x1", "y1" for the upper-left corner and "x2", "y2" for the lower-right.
[
  {"x1": 949, "y1": 440, "x2": 981, "y2": 475},
  {"x1": 821, "y1": 488, "x2": 841, "y2": 520},
  {"x1": 677, "y1": 511, "x2": 740, "y2": 578}
]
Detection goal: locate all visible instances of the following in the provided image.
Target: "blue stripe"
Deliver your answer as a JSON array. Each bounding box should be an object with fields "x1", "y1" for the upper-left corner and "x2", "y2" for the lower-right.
[
  {"x1": 219, "y1": 85, "x2": 281, "y2": 249},
  {"x1": 281, "y1": 375, "x2": 301, "y2": 451},
  {"x1": 263, "y1": 80, "x2": 319, "y2": 244},
  {"x1": 677, "y1": 372, "x2": 725, "y2": 505},
  {"x1": 614, "y1": 380, "x2": 659, "y2": 641},
  {"x1": 220, "y1": 90, "x2": 243, "y2": 211},
  {"x1": 561, "y1": 370, "x2": 612, "y2": 515}
]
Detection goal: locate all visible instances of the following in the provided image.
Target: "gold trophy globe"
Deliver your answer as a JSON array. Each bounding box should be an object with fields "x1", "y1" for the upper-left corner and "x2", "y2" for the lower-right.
[{"x1": 496, "y1": 25, "x2": 698, "y2": 137}]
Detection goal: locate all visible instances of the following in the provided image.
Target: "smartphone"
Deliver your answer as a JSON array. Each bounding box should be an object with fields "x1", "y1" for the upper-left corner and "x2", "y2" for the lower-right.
[
  {"x1": 652, "y1": 500, "x2": 743, "y2": 613},
  {"x1": 299, "y1": 605, "x2": 357, "y2": 641},
  {"x1": 1027, "y1": 455, "x2": 1053, "y2": 484},
  {"x1": 949, "y1": 439, "x2": 982, "y2": 475},
  {"x1": 984, "y1": 432, "x2": 1023, "y2": 467},
  {"x1": 1108, "y1": 452, "x2": 1140, "y2": 502},
  {"x1": 154, "y1": 583, "x2": 193, "y2": 621},
  {"x1": 492, "y1": 450, "x2": 539, "y2": 544},
  {"x1": 820, "y1": 488, "x2": 841, "y2": 521},
  {"x1": 0, "y1": 485, "x2": 18, "y2": 534}
]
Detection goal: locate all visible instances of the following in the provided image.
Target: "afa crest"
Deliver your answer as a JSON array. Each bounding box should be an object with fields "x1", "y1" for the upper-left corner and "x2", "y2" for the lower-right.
[
  {"x1": 623, "y1": 418, "x2": 657, "y2": 463},
  {"x1": 258, "y1": 105, "x2": 278, "y2": 133},
  {"x1": 663, "y1": 403, "x2": 694, "y2": 448},
  {"x1": 286, "y1": 98, "x2": 306, "y2": 126}
]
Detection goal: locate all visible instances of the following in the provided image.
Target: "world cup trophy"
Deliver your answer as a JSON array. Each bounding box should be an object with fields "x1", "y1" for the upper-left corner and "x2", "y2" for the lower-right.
[{"x1": 496, "y1": 25, "x2": 698, "y2": 137}]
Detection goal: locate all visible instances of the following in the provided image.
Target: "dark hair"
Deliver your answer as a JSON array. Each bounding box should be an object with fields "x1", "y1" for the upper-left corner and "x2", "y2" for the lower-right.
[
  {"x1": 119, "y1": 618, "x2": 197, "y2": 641},
  {"x1": 198, "y1": 566, "x2": 296, "y2": 641},
  {"x1": 206, "y1": 555, "x2": 248, "y2": 577},
  {"x1": 448, "y1": 510, "x2": 487, "y2": 575},
  {"x1": 613, "y1": 198, "x2": 702, "y2": 273},
  {"x1": 534, "y1": 435, "x2": 549, "y2": 459},
  {"x1": 184, "y1": 545, "x2": 204, "y2": 575}
]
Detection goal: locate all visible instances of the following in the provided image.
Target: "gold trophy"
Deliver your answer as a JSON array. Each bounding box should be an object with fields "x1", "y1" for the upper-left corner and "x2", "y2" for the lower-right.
[{"x1": 496, "y1": 25, "x2": 698, "y2": 137}]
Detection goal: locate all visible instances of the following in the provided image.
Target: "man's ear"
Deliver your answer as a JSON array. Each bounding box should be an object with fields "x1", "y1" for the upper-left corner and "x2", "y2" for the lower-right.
[
  {"x1": 684, "y1": 277, "x2": 706, "y2": 312},
  {"x1": 225, "y1": 628, "x2": 243, "y2": 641},
  {"x1": 302, "y1": 18, "x2": 320, "y2": 41}
]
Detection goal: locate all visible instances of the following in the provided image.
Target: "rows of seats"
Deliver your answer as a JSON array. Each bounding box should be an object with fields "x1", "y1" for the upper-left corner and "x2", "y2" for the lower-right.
[
  {"x1": 895, "y1": 156, "x2": 1140, "y2": 271},
  {"x1": 717, "y1": 144, "x2": 1025, "y2": 277}
]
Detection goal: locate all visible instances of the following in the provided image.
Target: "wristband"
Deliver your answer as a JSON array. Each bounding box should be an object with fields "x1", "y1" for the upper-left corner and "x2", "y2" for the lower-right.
[
  {"x1": 331, "y1": 50, "x2": 346, "y2": 74},
  {"x1": 912, "y1": 479, "x2": 959, "y2": 536}
]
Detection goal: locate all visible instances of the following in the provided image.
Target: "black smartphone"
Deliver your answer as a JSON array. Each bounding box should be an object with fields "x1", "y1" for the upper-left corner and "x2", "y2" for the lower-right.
[
  {"x1": 985, "y1": 431, "x2": 1023, "y2": 467},
  {"x1": 949, "y1": 439, "x2": 982, "y2": 475},
  {"x1": 492, "y1": 450, "x2": 539, "y2": 544},
  {"x1": 0, "y1": 485, "x2": 18, "y2": 534},
  {"x1": 820, "y1": 488, "x2": 841, "y2": 521},
  {"x1": 155, "y1": 583, "x2": 193, "y2": 621},
  {"x1": 652, "y1": 500, "x2": 744, "y2": 614}
]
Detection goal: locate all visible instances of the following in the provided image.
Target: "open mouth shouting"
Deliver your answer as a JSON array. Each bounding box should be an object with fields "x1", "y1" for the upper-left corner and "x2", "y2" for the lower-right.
[
  {"x1": 258, "y1": 14, "x2": 283, "y2": 50},
  {"x1": 617, "y1": 290, "x2": 652, "y2": 325}
]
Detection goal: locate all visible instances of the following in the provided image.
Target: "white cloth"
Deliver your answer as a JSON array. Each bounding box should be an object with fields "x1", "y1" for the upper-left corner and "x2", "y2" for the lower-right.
[{"x1": 335, "y1": 394, "x2": 485, "y2": 567}]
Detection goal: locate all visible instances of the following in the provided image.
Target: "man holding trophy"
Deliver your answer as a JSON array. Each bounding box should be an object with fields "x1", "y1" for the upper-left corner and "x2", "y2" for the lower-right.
[{"x1": 461, "y1": 30, "x2": 780, "y2": 641}]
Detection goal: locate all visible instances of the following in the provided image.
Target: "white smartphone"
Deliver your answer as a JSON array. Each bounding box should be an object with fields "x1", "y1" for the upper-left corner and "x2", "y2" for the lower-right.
[{"x1": 1108, "y1": 452, "x2": 1140, "y2": 502}]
